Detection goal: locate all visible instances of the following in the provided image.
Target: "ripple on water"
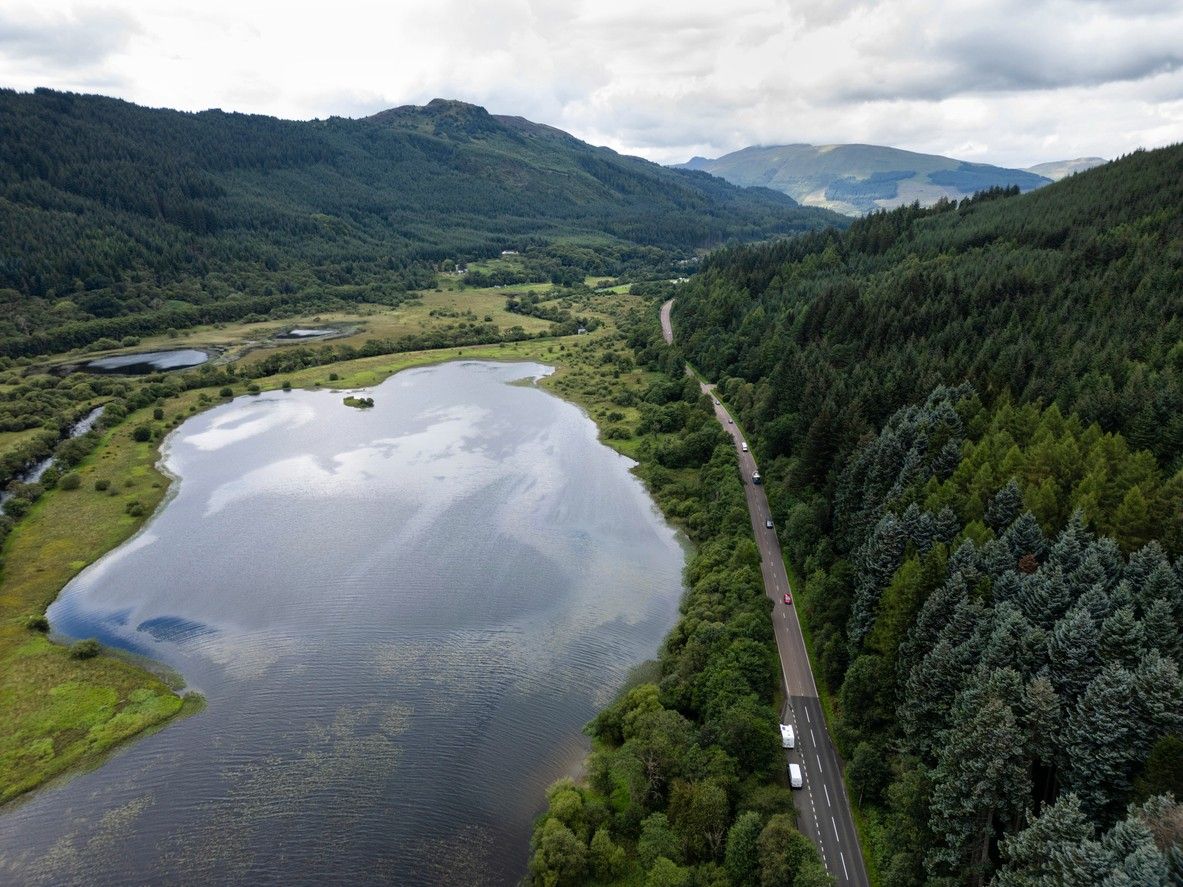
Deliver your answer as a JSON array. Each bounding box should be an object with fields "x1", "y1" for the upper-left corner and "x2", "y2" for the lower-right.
[{"x1": 1, "y1": 361, "x2": 686, "y2": 886}]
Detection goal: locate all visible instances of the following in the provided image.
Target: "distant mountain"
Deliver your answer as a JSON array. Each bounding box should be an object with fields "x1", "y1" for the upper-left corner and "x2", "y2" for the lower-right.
[
  {"x1": 0, "y1": 89, "x2": 847, "y2": 352},
  {"x1": 1025, "y1": 157, "x2": 1108, "y2": 181},
  {"x1": 678, "y1": 144, "x2": 1051, "y2": 215}
]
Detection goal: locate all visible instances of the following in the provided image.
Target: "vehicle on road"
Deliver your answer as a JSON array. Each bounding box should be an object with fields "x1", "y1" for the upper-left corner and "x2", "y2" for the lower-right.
[
  {"x1": 752, "y1": 471, "x2": 762, "y2": 484},
  {"x1": 765, "y1": 518, "x2": 773, "y2": 529},
  {"x1": 780, "y1": 724, "x2": 795, "y2": 749},
  {"x1": 789, "y1": 763, "x2": 803, "y2": 789},
  {"x1": 727, "y1": 417, "x2": 733, "y2": 424},
  {"x1": 714, "y1": 398, "x2": 720, "y2": 405},
  {"x1": 741, "y1": 442, "x2": 748, "y2": 452},
  {"x1": 783, "y1": 592, "x2": 793, "y2": 605}
]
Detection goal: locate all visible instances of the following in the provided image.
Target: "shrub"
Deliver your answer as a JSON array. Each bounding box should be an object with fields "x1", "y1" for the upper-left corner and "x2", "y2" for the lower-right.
[
  {"x1": 247, "y1": 383, "x2": 260, "y2": 394},
  {"x1": 132, "y1": 425, "x2": 151, "y2": 442},
  {"x1": 69, "y1": 639, "x2": 101, "y2": 660},
  {"x1": 26, "y1": 614, "x2": 49, "y2": 632},
  {"x1": 219, "y1": 387, "x2": 233, "y2": 398},
  {"x1": 94, "y1": 479, "x2": 110, "y2": 491},
  {"x1": 329, "y1": 372, "x2": 339, "y2": 381},
  {"x1": 58, "y1": 474, "x2": 81, "y2": 490},
  {"x1": 125, "y1": 500, "x2": 146, "y2": 517},
  {"x1": 153, "y1": 407, "x2": 164, "y2": 420},
  {"x1": 282, "y1": 380, "x2": 292, "y2": 390}
]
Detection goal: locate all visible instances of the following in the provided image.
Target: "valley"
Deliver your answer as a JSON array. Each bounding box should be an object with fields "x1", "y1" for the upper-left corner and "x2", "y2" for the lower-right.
[{"x1": 0, "y1": 70, "x2": 1179, "y2": 887}]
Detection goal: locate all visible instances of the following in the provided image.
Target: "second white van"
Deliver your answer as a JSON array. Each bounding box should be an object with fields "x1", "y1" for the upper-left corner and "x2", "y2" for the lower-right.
[{"x1": 788, "y1": 763, "x2": 803, "y2": 789}]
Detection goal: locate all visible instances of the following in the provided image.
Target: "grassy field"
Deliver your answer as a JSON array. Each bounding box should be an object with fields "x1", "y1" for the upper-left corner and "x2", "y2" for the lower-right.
[
  {"x1": 0, "y1": 407, "x2": 189, "y2": 804},
  {"x1": 48, "y1": 285, "x2": 562, "y2": 375},
  {"x1": 0, "y1": 290, "x2": 644, "y2": 805}
]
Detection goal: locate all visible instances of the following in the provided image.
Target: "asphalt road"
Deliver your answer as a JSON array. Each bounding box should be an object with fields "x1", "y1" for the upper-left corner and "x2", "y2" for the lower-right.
[{"x1": 661, "y1": 299, "x2": 869, "y2": 887}]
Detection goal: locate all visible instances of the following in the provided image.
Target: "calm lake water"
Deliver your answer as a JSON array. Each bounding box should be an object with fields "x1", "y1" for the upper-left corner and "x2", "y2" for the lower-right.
[
  {"x1": 85, "y1": 349, "x2": 210, "y2": 373},
  {"x1": 0, "y1": 361, "x2": 686, "y2": 885}
]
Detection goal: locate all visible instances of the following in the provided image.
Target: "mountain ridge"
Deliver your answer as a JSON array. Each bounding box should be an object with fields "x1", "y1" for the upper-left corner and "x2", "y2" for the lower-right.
[
  {"x1": 0, "y1": 88, "x2": 843, "y2": 351},
  {"x1": 677, "y1": 142, "x2": 1053, "y2": 215}
]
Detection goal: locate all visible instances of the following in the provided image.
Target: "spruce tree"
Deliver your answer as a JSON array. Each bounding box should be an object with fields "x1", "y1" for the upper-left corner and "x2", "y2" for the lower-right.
[
  {"x1": 995, "y1": 793, "x2": 1092, "y2": 887},
  {"x1": 1100, "y1": 606, "x2": 1145, "y2": 668},
  {"x1": 1048, "y1": 606, "x2": 1101, "y2": 702},
  {"x1": 1142, "y1": 598, "x2": 1181, "y2": 660},
  {"x1": 1061, "y1": 666, "x2": 1139, "y2": 820},
  {"x1": 927, "y1": 696, "x2": 1031, "y2": 883},
  {"x1": 986, "y1": 479, "x2": 1024, "y2": 533},
  {"x1": 1005, "y1": 511, "x2": 1047, "y2": 563}
]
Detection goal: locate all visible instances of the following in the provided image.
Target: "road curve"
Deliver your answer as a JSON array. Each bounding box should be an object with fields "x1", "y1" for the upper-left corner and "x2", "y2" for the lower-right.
[{"x1": 660, "y1": 299, "x2": 869, "y2": 887}]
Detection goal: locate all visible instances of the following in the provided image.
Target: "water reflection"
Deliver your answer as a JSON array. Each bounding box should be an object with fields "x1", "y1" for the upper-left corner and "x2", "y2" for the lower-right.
[{"x1": 0, "y1": 361, "x2": 686, "y2": 886}]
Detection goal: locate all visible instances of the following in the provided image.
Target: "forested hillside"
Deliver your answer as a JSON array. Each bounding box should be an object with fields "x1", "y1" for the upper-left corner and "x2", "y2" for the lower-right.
[
  {"x1": 672, "y1": 146, "x2": 1183, "y2": 884},
  {"x1": 0, "y1": 89, "x2": 843, "y2": 356}
]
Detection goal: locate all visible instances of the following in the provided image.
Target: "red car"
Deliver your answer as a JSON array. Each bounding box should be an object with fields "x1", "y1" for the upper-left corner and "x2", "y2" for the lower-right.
[{"x1": 783, "y1": 592, "x2": 793, "y2": 605}]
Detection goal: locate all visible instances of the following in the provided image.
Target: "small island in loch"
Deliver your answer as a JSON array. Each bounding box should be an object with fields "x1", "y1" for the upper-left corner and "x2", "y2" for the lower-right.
[{"x1": 343, "y1": 396, "x2": 375, "y2": 409}]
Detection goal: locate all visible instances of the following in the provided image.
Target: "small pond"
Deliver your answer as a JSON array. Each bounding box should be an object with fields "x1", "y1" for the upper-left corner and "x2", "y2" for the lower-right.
[{"x1": 84, "y1": 349, "x2": 211, "y2": 374}]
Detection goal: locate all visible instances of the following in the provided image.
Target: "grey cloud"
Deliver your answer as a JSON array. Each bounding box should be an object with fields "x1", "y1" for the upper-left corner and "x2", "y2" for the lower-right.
[{"x1": 0, "y1": 7, "x2": 140, "y2": 67}]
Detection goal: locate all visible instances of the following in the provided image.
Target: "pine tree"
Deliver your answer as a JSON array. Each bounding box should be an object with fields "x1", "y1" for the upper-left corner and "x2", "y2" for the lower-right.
[
  {"x1": 987, "y1": 479, "x2": 1025, "y2": 533},
  {"x1": 1134, "y1": 651, "x2": 1183, "y2": 751},
  {"x1": 1005, "y1": 511, "x2": 1047, "y2": 562},
  {"x1": 1019, "y1": 569, "x2": 1072, "y2": 630},
  {"x1": 848, "y1": 512, "x2": 908, "y2": 649},
  {"x1": 1142, "y1": 598, "x2": 1181, "y2": 660},
  {"x1": 981, "y1": 603, "x2": 1045, "y2": 678},
  {"x1": 1047, "y1": 511, "x2": 1091, "y2": 575},
  {"x1": 1047, "y1": 606, "x2": 1101, "y2": 701},
  {"x1": 1075, "y1": 584, "x2": 1112, "y2": 627},
  {"x1": 1100, "y1": 606, "x2": 1145, "y2": 668},
  {"x1": 927, "y1": 696, "x2": 1031, "y2": 884},
  {"x1": 934, "y1": 506, "x2": 961, "y2": 543},
  {"x1": 1061, "y1": 666, "x2": 1140, "y2": 820},
  {"x1": 994, "y1": 793, "x2": 1093, "y2": 887}
]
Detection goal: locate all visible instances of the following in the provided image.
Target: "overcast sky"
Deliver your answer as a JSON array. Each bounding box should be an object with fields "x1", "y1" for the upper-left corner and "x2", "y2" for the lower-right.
[{"x1": 1, "y1": 0, "x2": 1181, "y2": 168}]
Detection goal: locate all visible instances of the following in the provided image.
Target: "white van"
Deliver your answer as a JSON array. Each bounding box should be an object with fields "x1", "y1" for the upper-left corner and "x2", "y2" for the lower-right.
[
  {"x1": 741, "y1": 442, "x2": 748, "y2": 452},
  {"x1": 788, "y1": 763, "x2": 803, "y2": 789},
  {"x1": 780, "y1": 724, "x2": 795, "y2": 749}
]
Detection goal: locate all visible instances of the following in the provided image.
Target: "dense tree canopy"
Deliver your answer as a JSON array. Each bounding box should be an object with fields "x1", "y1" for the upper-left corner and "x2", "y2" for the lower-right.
[
  {"x1": 0, "y1": 89, "x2": 844, "y2": 355},
  {"x1": 670, "y1": 146, "x2": 1183, "y2": 884}
]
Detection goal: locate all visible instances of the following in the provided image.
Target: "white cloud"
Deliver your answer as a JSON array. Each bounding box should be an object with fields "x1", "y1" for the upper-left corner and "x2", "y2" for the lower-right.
[{"x1": 0, "y1": 0, "x2": 1180, "y2": 168}]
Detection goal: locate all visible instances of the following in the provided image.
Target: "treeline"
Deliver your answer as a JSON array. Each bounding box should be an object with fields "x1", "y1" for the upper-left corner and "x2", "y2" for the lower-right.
[
  {"x1": 527, "y1": 313, "x2": 832, "y2": 886},
  {"x1": 0, "y1": 285, "x2": 416, "y2": 358},
  {"x1": 670, "y1": 145, "x2": 1183, "y2": 883},
  {"x1": 675, "y1": 144, "x2": 1183, "y2": 476},
  {"x1": 807, "y1": 387, "x2": 1183, "y2": 884},
  {"x1": 0, "y1": 89, "x2": 843, "y2": 349}
]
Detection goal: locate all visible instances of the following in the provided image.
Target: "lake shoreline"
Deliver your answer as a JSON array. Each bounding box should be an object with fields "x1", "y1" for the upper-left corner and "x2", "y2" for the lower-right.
[
  {"x1": 0, "y1": 332, "x2": 665, "y2": 810},
  {"x1": 1, "y1": 344, "x2": 689, "y2": 883}
]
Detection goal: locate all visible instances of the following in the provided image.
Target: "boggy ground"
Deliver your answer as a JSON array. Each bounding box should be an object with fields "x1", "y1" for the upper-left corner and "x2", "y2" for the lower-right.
[{"x1": 0, "y1": 289, "x2": 654, "y2": 805}]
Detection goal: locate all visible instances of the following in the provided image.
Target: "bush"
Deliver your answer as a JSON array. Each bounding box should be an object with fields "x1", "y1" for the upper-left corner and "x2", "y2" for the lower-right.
[
  {"x1": 219, "y1": 387, "x2": 233, "y2": 398},
  {"x1": 153, "y1": 407, "x2": 164, "y2": 420},
  {"x1": 132, "y1": 425, "x2": 151, "y2": 442},
  {"x1": 69, "y1": 639, "x2": 101, "y2": 659},
  {"x1": 282, "y1": 380, "x2": 292, "y2": 390},
  {"x1": 26, "y1": 614, "x2": 49, "y2": 632},
  {"x1": 125, "y1": 500, "x2": 146, "y2": 517},
  {"x1": 58, "y1": 474, "x2": 81, "y2": 490},
  {"x1": 93, "y1": 479, "x2": 110, "y2": 491}
]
